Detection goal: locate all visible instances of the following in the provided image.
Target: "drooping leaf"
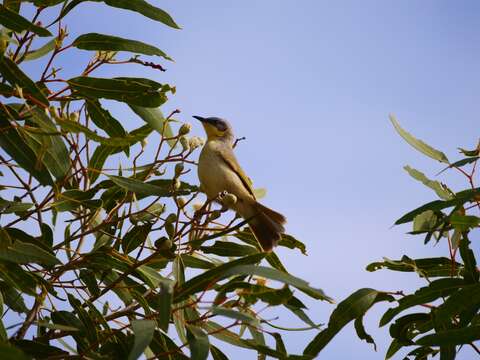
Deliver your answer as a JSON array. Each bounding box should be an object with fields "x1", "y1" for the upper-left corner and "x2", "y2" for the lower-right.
[
  {"x1": 404, "y1": 165, "x2": 451, "y2": 200},
  {"x1": 436, "y1": 156, "x2": 479, "y2": 176},
  {"x1": 458, "y1": 232, "x2": 479, "y2": 284},
  {"x1": 0, "y1": 343, "x2": 30, "y2": 360},
  {"x1": 186, "y1": 325, "x2": 209, "y2": 360},
  {"x1": 85, "y1": 99, "x2": 127, "y2": 138},
  {"x1": 0, "y1": 56, "x2": 49, "y2": 106},
  {"x1": 68, "y1": 76, "x2": 172, "y2": 107},
  {"x1": 23, "y1": 38, "x2": 56, "y2": 61},
  {"x1": 450, "y1": 214, "x2": 480, "y2": 231},
  {"x1": 121, "y1": 223, "x2": 151, "y2": 254},
  {"x1": 108, "y1": 175, "x2": 189, "y2": 197},
  {"x1": 390, "y1": 115, "x2": 449, "y2": 163},
  {"x1": 200, "y1": 241, "x2": 258, "y2": 257},
  {"x1": 0, "y1": 241, "x2": 61, "y2": 265},
  {"x1": 73, "y1": 33, "x2": 172, "y2": 60},
  {"x1": 0, "y1": 111, "x2": 52, "y2": 185},
  {"x1": 59, "y1": 0, "x2": 180, "y2": 29},
  {"x1": 128, "y1": 319, "x2": 155, "y2": 360},
  {"x1": 304, "y1": 289, "x2": 393, "y2": 356},
  {"x1": 354, "y1": 316, "x2": 376, "y2": 350},
  {"x1": 0, "y1": 5, "x2": 51, "y2": 36},
  {"x1": 157, "y1": 279, "x2": 174, "y2": 332},
  {"x1": 223, "y1": 265, "x2": 333, "y2": 302},
  {"x1": 211, "y1": 306, "x2": 257, "y2": 324},
  {"x1": 174, "y1": 253, "x2": 265, "y2": 302},
  {"x1": 129, "y1": 105, "x2": 175, "y2": 147}
]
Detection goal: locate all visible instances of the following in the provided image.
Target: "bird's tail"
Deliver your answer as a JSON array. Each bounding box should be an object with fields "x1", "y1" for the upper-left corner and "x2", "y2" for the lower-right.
[{"x1": 248, "y1": 202, "x2": 286, "y2": 252}]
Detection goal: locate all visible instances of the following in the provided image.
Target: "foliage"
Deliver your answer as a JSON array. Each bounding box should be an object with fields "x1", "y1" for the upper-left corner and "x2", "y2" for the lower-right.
[
  {"x1": 0, "y1": 1, "x2": 331, "y2": 359},
  {"x1": 309, "y1": 116, "x2": 480, "y2": 359}
]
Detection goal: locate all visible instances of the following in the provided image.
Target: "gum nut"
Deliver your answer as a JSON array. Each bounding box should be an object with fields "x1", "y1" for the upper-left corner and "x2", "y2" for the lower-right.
[
  {"x1": 174, "y1": 163, "x2": 184, "y2": 177},
  {"x1": 69, "y1": 112, "x2": 80, "y2": 122},
  {"x1": 177, "y1": 197, "x2": 186, "y2": 208},
  {"x1": 209, "y1": 210, "x2": 221, "y2": 220},
  {"x1": 155, "y1": 237, "x2": 172, "y2": 250},
  {"x1": 178, "y1": 123, "x2": 191, "y2": 135},
  {"x1": 165, "y1": 213, "x2": 177, "y2": 223},
  {"x1": 192, "y1": 203, "x2": 203, "y2": 212}
]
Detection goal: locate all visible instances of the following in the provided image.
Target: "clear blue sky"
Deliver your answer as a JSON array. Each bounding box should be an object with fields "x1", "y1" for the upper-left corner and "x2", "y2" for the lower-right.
[{"x1": 22, "y1": 1, "x2": 480, "y2": 358}]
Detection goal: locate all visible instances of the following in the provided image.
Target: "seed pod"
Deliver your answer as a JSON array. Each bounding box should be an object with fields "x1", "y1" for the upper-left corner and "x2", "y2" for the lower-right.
[
  {"x1": 155, "y1": 236, "x2": 173, "y2": 250},
  {"x1": 178, "y1": 123, "x2": 191, "y2": 135}
]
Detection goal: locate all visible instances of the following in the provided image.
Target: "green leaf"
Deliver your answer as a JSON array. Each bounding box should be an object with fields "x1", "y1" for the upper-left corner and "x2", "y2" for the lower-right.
[
  {"x1": 380, "y1": 278, "x2": 465, "y2": 326},
  {"x1": 412, "y1": 210, "x2": 438, "y2": 232},
  {"x1": 68, "y1": 76, "x2": 172, "y2": 107},
  {"x1": 211, "y1": 306, "x2": 257, "y2": 324},
  {"x1": 88, "y1": 144, "x2": 116, "y2": 183},
  {"x1": 279, "y1": 233, "x2": 307, "y2": 255},
  {"x1": 304, "y1": 288, "x2": 393, "y2": 356},
  {"x1": 0, "y1": 343, "x2": 30, "y2": 360},
  {"x1": 354, "y1": 316, "x2": 376, "y2": 350},
  {"x1": 186, "y1": 325, "x2": 209, "y2": 360},
  {"x1": 56, "y1": 117, "x2": 151, "y2": 147},
  {"x1": 0, "y1": 5, "x2": 51, "y2": 36},
  {"x1": 0, "y1": 284, "x2": 28, "y2": 313},
  {"x1": 86, "y1": 99, "x2": 127, "y2": 138},
  {"x1": 128, "y1": 319, "x2": 155, "y2": 360},
  {"x1": 109, "y1": 175, "x2": 187, "y2": 197},
  {"x1": 450, "y1": 214, "x2": 480, "y2": 231},
  {"x1": 59, "y1": 0, "x2": 180, "y2": 29},
  {"x1": 0, "y1": 241, "x2": 61, "y2": 265},
  {"x1": 122, "y1": 224, "x2": 151, "y2": 254},
  {"x1": 0, "y1": 56, "x2": 49, "y2": 106},
  {"x1": 390, "y1": 114, "x2": 449, "y2": 163},
  {"x1": 79, "y1": 269, "x2": 100, "y2": 297},
  {"x1": 223, "y1": 265, "x2": 333, "y2": 302},
  {"x1": 0, "y1": 198, "x2": 33, "y2": 213},
  {"x1": 366, "y1": 255, "x2": 463, "y2": 278},
  {"x1": 73, "y1": 33, "x2": 172, "y2": 60},
  {"x1": 200, "y1": 241, "x2": 258, "y2": 257},
  {"x1": 458, "y1": 232, "x2": 479, "y2": 283},
  {"x1": 21, "y1": 106, "x2": 71, "y2": 180},
  {"x1": 23, "y1": 38, "x2": 56, "y2": 61},
  {"x1": 394, "y1": 187, "x2": 480, "y2": 225},
  {"x1": 435, "y1": 284, "x2": 480, "y2": 327},
  {"x1": 180, "y1": 254, "x2": 215, "y2": 270},
  {"x1": 174, "y1": 253, "x2": 265, "y2": 302},
  {"x1": 53, "y1": 188, "x2": 99, "y2": 212},
  {"x1": 416, "y1": 326, "x2": 480, "y2": 346},
  {"x1": 404, "y1": 165, "x2": 452, "y2": 200},
  {"x1": 157, "y1": 279, "x2": 173, "y2": 332},
  {"x1": 210, "y1": 345, "x2": 229, "y2": 360},
  {"x1": 0, "y1": 110, "x2": 52, "y2": 185},
  {"x1": 11, "y1": 339, "x2": 68, "y2": 359},
  {"x1": 129, "y1": 105, "x2": 175, "y2": 147},
  {"x1": 436, "y1": 156, "x2": 479, "y2": 176}
]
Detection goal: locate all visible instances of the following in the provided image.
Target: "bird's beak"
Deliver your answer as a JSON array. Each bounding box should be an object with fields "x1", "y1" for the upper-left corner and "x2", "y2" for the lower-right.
[{"x1": 193, "y1": 115, "x2": 206, "y2": 123}]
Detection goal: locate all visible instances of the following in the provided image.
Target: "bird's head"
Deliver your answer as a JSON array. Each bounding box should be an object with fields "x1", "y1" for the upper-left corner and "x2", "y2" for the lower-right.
[{"x1": 193, "y1": 116, "x2": 234, "y2": 143}]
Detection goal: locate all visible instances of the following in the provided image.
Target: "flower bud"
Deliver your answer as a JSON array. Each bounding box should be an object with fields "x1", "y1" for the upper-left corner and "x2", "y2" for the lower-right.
[
  {"x1": 188, "y1": 136, "x2": 205, "y2": 150},
  {"x1": 192, "y1": 202, "x2": 203, "y2": 212},
  {"x1": 179, "y1": 136, "x2": 190, "y2": 152},
  {"x1": 174, "y1": 163, "x2": 184, "y2": 177},
  {"x1": 178, "y1": 123, "x2": 191, "y2": 135}
]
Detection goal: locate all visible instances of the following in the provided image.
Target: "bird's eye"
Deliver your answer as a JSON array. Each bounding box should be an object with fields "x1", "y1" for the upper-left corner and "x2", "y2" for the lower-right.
[{"x1": 215, "y1": 121, "x2": 227, "y2": 132}]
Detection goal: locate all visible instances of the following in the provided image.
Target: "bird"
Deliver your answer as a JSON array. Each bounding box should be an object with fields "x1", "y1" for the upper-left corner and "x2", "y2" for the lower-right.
[{"x1": 193, "y1": 115, "x2": 286, "y2": 252}]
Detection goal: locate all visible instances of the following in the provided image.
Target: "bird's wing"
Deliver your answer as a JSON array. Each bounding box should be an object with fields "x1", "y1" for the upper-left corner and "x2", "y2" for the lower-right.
[{"x1": 218, "y1": 147, "x2": 256, "y2": 200}]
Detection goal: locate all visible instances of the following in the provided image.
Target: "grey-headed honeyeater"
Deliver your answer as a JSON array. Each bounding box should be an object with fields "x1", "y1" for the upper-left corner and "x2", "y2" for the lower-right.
[{"x1": 194, "y1": 116, "x2": 286, "y2": 252}]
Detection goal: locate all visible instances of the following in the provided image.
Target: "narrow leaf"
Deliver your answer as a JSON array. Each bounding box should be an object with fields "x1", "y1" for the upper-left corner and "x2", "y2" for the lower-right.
[
  {"x1": 128, "y1": 319, "x2": 155, "y2": 360},
  {"x1": 0, "y1": 5, "x2": 51, "y2": 36}
]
